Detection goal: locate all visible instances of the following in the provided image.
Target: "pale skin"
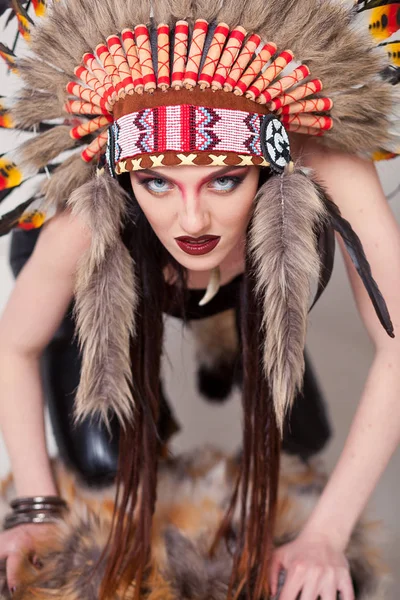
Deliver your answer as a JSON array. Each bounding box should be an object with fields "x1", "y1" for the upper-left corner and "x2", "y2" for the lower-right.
[{"x1": 0, "y1": 142, "x2": 399, "y2": 598}]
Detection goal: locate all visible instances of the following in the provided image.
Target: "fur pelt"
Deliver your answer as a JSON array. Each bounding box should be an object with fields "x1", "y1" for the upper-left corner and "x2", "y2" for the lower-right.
[
  {"x1": 190, "y1": 310, "x2": 241, "y2": 401},
  {"x1": 0, "y1": 448, "x2": 389, "y2": 600},
  {"x1": 68, "y1": 173, "x2": 138, "y2": 426},
  {"x1": 249, "y1": 166, "x2": 326, "y2": 433}
]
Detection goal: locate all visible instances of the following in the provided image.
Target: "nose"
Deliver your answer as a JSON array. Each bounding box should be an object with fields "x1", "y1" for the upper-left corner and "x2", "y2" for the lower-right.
[{"x1": 178, "y1": 194, "x2": 211, "y2": 236}]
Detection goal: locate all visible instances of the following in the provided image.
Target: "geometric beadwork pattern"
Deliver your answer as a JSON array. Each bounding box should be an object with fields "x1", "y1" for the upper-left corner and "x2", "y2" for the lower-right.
[{"x1": 114, "y1": 105, "x2": 265, "y2": 167}]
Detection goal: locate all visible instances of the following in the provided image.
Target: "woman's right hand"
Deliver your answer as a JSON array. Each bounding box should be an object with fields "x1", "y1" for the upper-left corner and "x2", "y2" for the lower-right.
[{"x1": 0, "y1": 523, "x2": 56, "y2": 594}]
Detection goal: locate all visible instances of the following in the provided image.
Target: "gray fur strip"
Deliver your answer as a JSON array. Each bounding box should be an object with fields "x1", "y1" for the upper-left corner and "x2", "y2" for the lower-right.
[
  {"x1": 68, "y1": 174, "x2": 138, "y2": 426},
  {"x1": 249, "y1": 166, "x2": 327, "y2": 432},
  {"x1": 42, "y1": 153, "x2": 95, "y2": 209}
]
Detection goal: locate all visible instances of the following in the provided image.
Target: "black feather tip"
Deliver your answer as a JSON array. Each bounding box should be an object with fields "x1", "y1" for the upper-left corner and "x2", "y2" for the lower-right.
[
  {"x1": 0, "y1": 197, "x2": 34, "y2": 236},
  {"x1": 315, "y1": 183, "x2": 394, "y2": 338}
]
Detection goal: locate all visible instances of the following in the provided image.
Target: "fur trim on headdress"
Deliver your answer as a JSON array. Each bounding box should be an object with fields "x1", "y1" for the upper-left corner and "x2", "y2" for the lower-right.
[
  {"x1": 68, "y1": 172, "x2": 138, "y2": 426},
  {"x1": 249, "y1": 165, "x2": 327, "y2": 432},
  {"x1": 42, "y1": 153, "x2": 96, "y2": 209}
]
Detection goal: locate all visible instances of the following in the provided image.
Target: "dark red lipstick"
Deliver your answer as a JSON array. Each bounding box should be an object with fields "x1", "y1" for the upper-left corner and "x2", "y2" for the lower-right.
[{"x1": 175, "y1": 235, "x2": 220, "y2": 256}]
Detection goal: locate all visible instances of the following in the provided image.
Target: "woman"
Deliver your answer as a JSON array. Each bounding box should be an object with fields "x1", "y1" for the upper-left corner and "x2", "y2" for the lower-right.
[
  {"x1": 7, "y1": 223, "x2": 329, "y2": 486},
  {"x1": 0, "y1": 0, "x2": 399, "y2": 598}
]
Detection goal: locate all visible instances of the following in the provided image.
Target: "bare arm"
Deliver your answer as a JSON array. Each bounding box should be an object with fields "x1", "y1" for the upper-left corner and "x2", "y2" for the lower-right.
[
  {"x1": 300, "y1": 145, "x2": 400, "y2": 543},
  {"x1": 0, "y1": 210, "x2": 91, "y2": 496},
  {"x1": 272, "y1": 143, "x2": 400, "y2": 600}
]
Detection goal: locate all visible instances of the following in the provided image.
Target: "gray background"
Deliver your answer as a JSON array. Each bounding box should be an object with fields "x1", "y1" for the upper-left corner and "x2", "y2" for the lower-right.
[{"x1": 0, "y1": 9, "x2": 399, "y2": 598}]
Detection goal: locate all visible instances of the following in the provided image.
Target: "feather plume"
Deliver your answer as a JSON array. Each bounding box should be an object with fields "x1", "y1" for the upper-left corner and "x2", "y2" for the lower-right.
[
  {"x1": 191, "y1": 0, "x2": 220, "y2": 24},
  {"x1": 20, "y1": 126, "x2": 77, "y2": 170},
  {"x1": 8, "y1": 0, "x2": 399, "y2": 163},
  {"x1": 168, "y1": 0, "x2": 194, "y2": 21},
  {"x1": 249, "y1": 166, "x2": 327, "y2": 432},
  {"x1": 310, "y1": 219, "x2": 335, "y2": 311},
  {"x1": 317, "y1": 183, "x2": 394, "y2": 338},
  {"x1": 252, "y1": 0, "x2": 398, "y2": 155},
  {"x1": 68, "y1": 173, "x2": 138, "y2": 426},
  {"x1": 10, "y1": 0, "x2": 33, "y2": 25},
  {"x1": 43, "y1": 153, "x2": 95, "y2": 209},
  {"x1": 328, "y1": 83, "x2": 396, "y2": 155},
  {"x1": 216, "y1": 0, "x2": 246, "y2": 28},
  {"x1": 0, "y1": 198, "x2": 34, "y2": 236},
  {"x1": 112, "y1": 0, "x2": 152, "y2": 31},
  {"x1": 12, "y1": 90, "x2": 66, "y2": 129},
  {"x1": 0, "y1": 42, "x2": 16, "y2": 72},
  {"x1": 0, "y1": 185, "x2": 21, "y2": 205},
  {"x1": 17, "y1": 57, "x2": 71, "y2": 97}
]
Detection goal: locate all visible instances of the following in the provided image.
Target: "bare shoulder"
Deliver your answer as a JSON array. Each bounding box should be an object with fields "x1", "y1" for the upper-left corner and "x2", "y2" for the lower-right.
[{"x1": 32, "y1": 208, "x2": 92, "y2": 277}]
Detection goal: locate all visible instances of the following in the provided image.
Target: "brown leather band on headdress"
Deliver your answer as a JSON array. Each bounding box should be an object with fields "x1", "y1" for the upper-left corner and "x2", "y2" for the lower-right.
[{"x1": 112, "y1": 88, "x2": 270, "y2": 119}]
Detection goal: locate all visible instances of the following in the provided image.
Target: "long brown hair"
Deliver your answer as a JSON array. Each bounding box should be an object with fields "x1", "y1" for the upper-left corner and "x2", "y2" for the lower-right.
[{"x1": 99, "y1": 169, "x2": 281, "y2": 600}]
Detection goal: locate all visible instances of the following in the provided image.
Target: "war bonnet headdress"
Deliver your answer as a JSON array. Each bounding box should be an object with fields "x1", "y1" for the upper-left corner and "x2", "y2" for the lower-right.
[{"x1": 0, "y1": 0, "x2": 398, "y2": 432}]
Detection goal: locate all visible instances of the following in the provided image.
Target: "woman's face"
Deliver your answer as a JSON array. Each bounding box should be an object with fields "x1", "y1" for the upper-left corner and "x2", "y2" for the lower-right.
[{"x1": 130, "y1": 165, "x2": 260, "y2": 271}]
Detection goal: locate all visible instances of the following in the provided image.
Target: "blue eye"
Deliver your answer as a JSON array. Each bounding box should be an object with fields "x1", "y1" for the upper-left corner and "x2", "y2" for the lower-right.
[
  {"x1": 210, "y1": 176, "x2": 242, "y2": 192},
  {"x1": 146, "y1": 178, "x2": 172, "y2": 194}
]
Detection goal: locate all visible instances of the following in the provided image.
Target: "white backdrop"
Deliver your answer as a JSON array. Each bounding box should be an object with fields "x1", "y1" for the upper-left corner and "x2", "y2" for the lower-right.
[{"x1": 0, "y1": 11, "x2": 399, "y2": 598}]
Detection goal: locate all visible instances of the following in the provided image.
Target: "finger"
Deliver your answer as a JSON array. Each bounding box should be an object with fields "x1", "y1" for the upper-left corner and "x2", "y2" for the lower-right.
[
  {"x1": 338, "y1": 573, "x2": 355, "y2": 600},
  {"x1": 269, "y1": 554, "x2": 283, "y2": 596},
  {"x1": 6, "y1": 551, "x2": 25, "y2": 592},
  {"x1": 313, "y1": 567, "x2": 336, "y2": 600},
  {"x1": 278, "y1": 566, "x2": 305, "y2": 600},
  {"x1": 316, "y1": 588, "x2": 336, "y2": 600},
  {"x1": 298, "y1": 578, "x2": 320, "y2": 600},
  {"x1": 0, "y1": 560, "x2": 7, "y2": 596}
]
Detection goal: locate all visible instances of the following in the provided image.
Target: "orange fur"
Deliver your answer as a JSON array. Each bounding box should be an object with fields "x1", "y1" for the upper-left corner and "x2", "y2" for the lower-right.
[{"x1": 0, "y1": 449, "x2": 390, "y2": 599}]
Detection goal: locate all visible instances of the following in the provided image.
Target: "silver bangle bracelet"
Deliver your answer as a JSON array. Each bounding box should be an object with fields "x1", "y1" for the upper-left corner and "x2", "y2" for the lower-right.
[
  {"x1": 3, "y1": 512, "x2": 64, "y2": 530},
  {"x1": 3, "y1": 496, "x2": 68, "y2": 531},
  {"x1": 10, "y1": 496, "x2": 67, "y2": 510}
]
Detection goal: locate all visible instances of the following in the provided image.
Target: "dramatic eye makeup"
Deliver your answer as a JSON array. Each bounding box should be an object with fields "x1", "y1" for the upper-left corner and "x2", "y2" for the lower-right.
[
  {"x1": 133, "y1": 167, "x2": 249, "y2": 195},
  {"x1": 207, "y1": 175, "x2": 245, "y2": 193},
  {"x1": 138, "y1": 177, "x2": 173, "y2": 194}
]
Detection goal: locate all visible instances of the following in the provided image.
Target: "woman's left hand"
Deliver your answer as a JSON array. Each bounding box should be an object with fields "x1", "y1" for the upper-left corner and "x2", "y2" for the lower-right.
[{"x1": 269, "y1": 532, "x2": 354, "y2": 600}]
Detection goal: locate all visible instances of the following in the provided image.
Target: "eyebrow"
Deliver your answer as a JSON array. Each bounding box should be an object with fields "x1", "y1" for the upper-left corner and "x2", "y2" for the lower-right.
[{"x1": 134, "y1": 165, "x2": 249, "y2": 185}]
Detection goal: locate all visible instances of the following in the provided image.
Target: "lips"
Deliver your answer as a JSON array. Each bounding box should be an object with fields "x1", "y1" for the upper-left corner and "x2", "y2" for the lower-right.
[{"x1": 175, "y1": 235, "x2": 221, "y2": 256}]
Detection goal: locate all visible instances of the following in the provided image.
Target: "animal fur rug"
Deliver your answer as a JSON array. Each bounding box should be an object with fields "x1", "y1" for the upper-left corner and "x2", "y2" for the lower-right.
[{"x1": 0, "y1": 448, "x2": 389, "y2": 599}]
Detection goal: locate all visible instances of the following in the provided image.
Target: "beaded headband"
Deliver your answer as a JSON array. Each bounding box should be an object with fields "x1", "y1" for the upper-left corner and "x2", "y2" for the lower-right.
[{"x1": 65, "y1": 20, "x2": 333, "y2": 174}]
